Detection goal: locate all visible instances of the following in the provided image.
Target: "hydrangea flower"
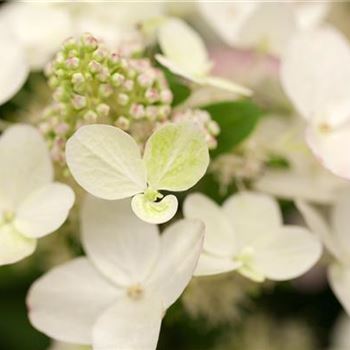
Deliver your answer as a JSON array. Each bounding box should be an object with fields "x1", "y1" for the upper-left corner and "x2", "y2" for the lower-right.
[
  {"x1": 155, "y1": 18, "x2": 252, "y2": 96},
  {"x1": 0, "y1": 125, "x2": 74, "y2": 265},
  {"x1": 184, "y1": 191, "x2": 322, "y2": 282},
  {"x1": 28, "y1": 196, "x2": 204, "y2": 350},
  {"x1": 197, "y1": 1, "x2": 329, "y2": 55},
  {"x1": 0, "y1": 29, "x2": 29, "y2": 105},
  {"x1": 253, "y1": 116, "x2": 347, "y2": 204},
  {"x1": 297, "y1": 191, "x2": 350, "y2": 316},
  {"x1": 281, "y1": 26, "x2": 350, "y2": 180},
  {"x1": 66, "y1": 122, "x2": 209, "y2": 224}
]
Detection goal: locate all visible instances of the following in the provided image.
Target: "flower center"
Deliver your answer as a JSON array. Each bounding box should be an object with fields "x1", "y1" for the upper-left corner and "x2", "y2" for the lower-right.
[
  {"x1": 318, "y1": 122, "x2": 332, "y2": 134},
  {"x1": 127, "y1": 284, "x2": 144, "y2": 300},
  {"x1": 2, "y1": 210, "x2": 14, "y2": 224},
  {"x1": 143, "y1": 187, "x2": 163, "y2": 202}
]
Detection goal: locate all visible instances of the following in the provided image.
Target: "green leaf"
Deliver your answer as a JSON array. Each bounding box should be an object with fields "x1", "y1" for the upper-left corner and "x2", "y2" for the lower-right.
[
  {"x1": 202, "y1": 100, "x2": 263, "y2": 158},
  {"x1": 164, "y1": 71, "x2": 191, "y2": 107}
]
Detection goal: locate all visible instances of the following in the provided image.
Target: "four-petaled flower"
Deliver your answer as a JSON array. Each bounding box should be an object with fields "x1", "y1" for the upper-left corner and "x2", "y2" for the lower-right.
[
  {"x1": 28, "y1": 195, "x2": 204, "y2": 350},
  {"x1": 184, "y1": 191, "x2": 322, "y2": 282}
]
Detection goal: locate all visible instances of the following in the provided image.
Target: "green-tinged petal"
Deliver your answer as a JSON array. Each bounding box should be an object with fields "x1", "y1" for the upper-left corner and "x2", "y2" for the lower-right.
[
  {"x1": 131, "y1": 194, "x2": 178, "y2": 224},
  {"x1": 144, "y1": 122, "x2": 209, "y2": 191},
  {"x1": 202, "y1": 75, "x2": 252, "y2": 96},
  {"x1": 66, "y1": 125, "x2": 147, "y2": 200},
  {"x1": 0, "y1": 224, "x2": 36, "y2": 265}
]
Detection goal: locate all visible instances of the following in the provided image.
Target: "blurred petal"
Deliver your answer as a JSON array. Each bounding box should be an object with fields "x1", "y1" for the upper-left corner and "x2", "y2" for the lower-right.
[
  {"x1": 66, "y1": 125, "x2": 147, "y2": 200},
  {"x1": 255, "y1": 168, "x2": 343, "y2": 204},
  {"x1": 329, "y1": 263, "x2": 350, "y2": 316},
  {"x1": 15, "y1": 183, "x2": 75, "y2": 238},
  {"x1": 223, "y1": 191, "x2": 282, "y2": 248},
  {"x1": 157, "y1": 17, "x2": 210, "y2": 76},
  {"x1": 254, "y1": 226, "x2": 322, "y2": 281},
  {"x1": 92, "y1": 294, "x2": 162, "y2": 350},
  {"x1": 194, "y1": 253, "x2": 239, "y2": 277},
  {"x1": 306, "y1": 125, "x2": 350, "y2": 180},
  {"x1": 331, "y1": 190, "x2": 350, "y2": 260},
  {"x1": 147, "y1": 219, "x2": 204, "y2": 309},
  {"x1": 183, "y1": 193, "x2": 236, "y2": 256},
  {"x1": 131, "y1": 193, "x2": 178, "y2": 224},
  {"x1": 0, "y1": 124, "x2": 52, "y2": 209},
  {"x1": 82, "y1": 196, "x2": 160, "y2": 287},
  {"x1": 0, "y1": 30, "x2": 28, "y2": 105},
  {"x1": 197, "y1": 2, "x2": 257, "y2": 47},
  {"x1": 281, "y1": 26, "x2": 350, "y2": 124},
  {"x1": 202, "y1": 75, "x2": 252, "y2": 96},
  {"x1": 296, "y1": 200, "x2": 341, "y2": 259},
  {"x1": 0, "y1": 224, "x2": 36, "y2": 265},
  {"x1": 144, "y1": 122, "x2": 209, "y2": 191},
  {"x1": 28, "y1": 258, "x2": 118, "y2": 344},
  {"x1": 0, "y1": 3, "x2": 72, "y2": 69},
  {"x1": 237, "y1": 3, "x2": 297, "y2": 55}
]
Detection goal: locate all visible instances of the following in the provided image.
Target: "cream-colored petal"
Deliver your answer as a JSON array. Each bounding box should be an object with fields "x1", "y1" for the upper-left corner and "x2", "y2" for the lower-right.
[
  {"x1": 0, "y1": 224, "x2": 36, "y2": 266},
  {"x1": 15, "y1": 183, "x2": 75, "y2": 238},
  {"x1": 92, "y1": 294, "x2": 163, "y2": 350},
  {"x1": 147, "y1": 219, "x2": 204, "y2": 309},
  {"x1": 183, "y1": 193, "x2": 236, "y2": 256},
  {"x1": 27, "y1": 258, "x2": 118, "y2": 344},
  {"x1": 81, "y1": 196, "x2": 160, "y2": 287},
  {"x1": 66, "y1": 125, "x2": 147, "y2": 200},
  {"x1": 0, "y1": 124, "x2": 52, "y2": 209}
]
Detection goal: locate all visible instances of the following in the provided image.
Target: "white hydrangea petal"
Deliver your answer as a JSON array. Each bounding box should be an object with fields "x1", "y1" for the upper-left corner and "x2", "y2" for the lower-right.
[
  {"x1": 254, "y1": 226, "x2": 322, "y2": 281},
  {"x1": 295, "y1": 2, "x2": 330, "y2": 31},
  {"x1": 157, "y1": 17, "x2": 210, "y2": 76},
  {"x1": 183, "y1": 193, "x2": 236, "y2": 256},
  {"x1": 92, "y1": 294, "x2": 162, "y2": 350},
  {"x1": 82, "y1": 196, "x2": 160, "y2": 287},
  {"x1": 147, "y1": 219, "x2": 204, "y2": 309},
  {"x1": 331, "y1": 190, "x2": 350, "y2": 260},
  {"x1": 131, "y1": 193, "x2": 178, "y2": 224},
  {"x1": 66, "y1": 125, "x2": 147, "y2": 200},
  {"x1": 222, "y1": 191, "x2": 282, "y2": 248},
  {"x1": 155, "y1": 54, "x2": 197, "y2": 82},
  {"x1": 254, "y1": 168, "x2": 342, "y2": 204},
  {"x1": 0, "y1": 124, "x2": 53, "y2": 209},
  {"x1": 328, "y1": 263, "x2": 350, "y2": 316},
  {"x1": 296, "y1": 199, "x2": 335, "y2": 248},
  {"x1": 0, "y1": 29, "x2": 28, "y2": 105},
  {"x1": 27, "y1": 258, "x2": 118, "y2": 344},
  {"x1": 155, "y1": 54, "x2": 251, "y2": 95},
  {"x1": 144, "y1": 122, "x2": 209, "y2": 191},
  {"x1": 197, "y1": 2, "x2": 257, "y2": 47},
  {"x1": 237, "y1": 3, "x2": 297, "y2": 55},
  {"x1": 306, "y1": 125, "x2": 350, "y2": 180},
  {"x1": 201, "y1": 75, "x2": 252, "y2": 96},
  {"x1": 281, "y1": 26, "x2": 350, "y2": 124},
  {"x1": 194, "y1": 253, "x2": 239, "y2": 277},
  {"x1": 1, "y1": 3, "x2": 72, "y2": 69},
  {"x1": 0, "y1": 224, "x2": 36, "y2": 266},
  {"x1": 15, "y1": 183, "x2": 75, "y2": 238}
]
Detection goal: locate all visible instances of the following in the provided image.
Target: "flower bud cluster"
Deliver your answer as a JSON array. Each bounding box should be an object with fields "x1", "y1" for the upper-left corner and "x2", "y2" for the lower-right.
[
  {"x1": 171, "y1": 109, "x2": 220, "y2": 149},
  {"x1": 39, "y1": 33, "x2": 173, "y2": 164}
]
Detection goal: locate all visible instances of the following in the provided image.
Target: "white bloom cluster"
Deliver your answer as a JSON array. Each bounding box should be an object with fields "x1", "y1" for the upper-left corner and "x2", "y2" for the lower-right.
[{"x1": 2, "y1": 2, "x2": 350, "y2": 350}]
